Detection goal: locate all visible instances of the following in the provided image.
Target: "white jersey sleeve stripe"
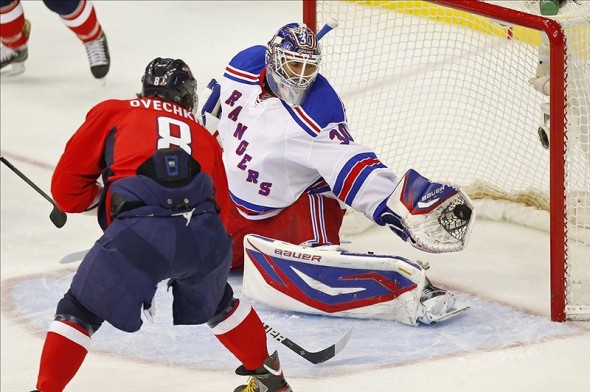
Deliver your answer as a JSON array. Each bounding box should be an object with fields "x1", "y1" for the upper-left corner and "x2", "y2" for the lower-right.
[
  {"x1": 223, "y1": 65, "x2": 259, "y2": 85},
  {"x1": 333, "y1": 153, "x2": 388, "y2": 204},
  {"x1": 341, "y1": 159, "x2": 387, "y2": 203}
]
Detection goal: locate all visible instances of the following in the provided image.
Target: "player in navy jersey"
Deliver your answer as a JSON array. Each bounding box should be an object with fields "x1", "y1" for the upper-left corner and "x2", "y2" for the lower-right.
[
  {"x1": 0, "y1": 0, "x2": 109, "y2": 78},
  {"x1": 201, "y1": 23, "x2": 475, "y2": 325},
  {"x1": 32, "y1": 58, "x2": 291, "y2": 392}
]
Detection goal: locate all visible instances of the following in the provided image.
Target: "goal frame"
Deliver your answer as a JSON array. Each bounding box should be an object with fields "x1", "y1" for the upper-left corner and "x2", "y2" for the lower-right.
[{"x1": 303, "y1": 0, "x2": 568, "y2": 321}]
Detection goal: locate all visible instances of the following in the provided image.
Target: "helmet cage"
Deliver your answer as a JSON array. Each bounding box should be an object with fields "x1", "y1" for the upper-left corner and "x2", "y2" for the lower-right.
[
  {"x1": 271, "y1": 48, "x2": 320, "y2": 89},
  {"x1": 265, "y1": 23, "x2": 321, "y2": 106}
]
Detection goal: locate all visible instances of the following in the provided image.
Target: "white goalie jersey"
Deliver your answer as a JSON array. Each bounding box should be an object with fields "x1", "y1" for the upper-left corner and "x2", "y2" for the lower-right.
[
  {"x1": 212, "y1": 46, "x2": 474, "y2": 253},
  {"x1": 215, "y1": 45, "x2": 398, "y2": 222}
]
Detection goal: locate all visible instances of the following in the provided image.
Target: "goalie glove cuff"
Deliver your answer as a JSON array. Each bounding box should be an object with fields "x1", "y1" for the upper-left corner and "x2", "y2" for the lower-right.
[{"x1": 380, "y1": 210, "x2": 411, "y2": 243}]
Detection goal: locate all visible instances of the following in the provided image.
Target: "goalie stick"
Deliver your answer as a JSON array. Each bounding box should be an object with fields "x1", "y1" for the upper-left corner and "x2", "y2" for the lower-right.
[
  {"x1": 263, "y1": 322, "x2": 352, "y2": 364},
  {"x1": 59, "y1": 249, "x2": 90, "y2": 264},
  {"x1": 316, "y1": 17, "x2": 339, "y2": 40},
  {"x1": 0, "y1": 156, "x2": 67, "y2": 228}
]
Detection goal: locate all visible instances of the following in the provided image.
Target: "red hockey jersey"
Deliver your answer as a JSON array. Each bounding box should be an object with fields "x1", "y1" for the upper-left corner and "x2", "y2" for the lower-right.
[{"x1": 51, "y1": 97, "x2": 229, "y2": 228}]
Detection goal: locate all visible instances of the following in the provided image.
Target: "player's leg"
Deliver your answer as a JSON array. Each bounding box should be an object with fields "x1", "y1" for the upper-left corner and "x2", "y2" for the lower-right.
[
  {"x1": 168, "y1": 216, "x2": 269, "y2": 368},
  {"x1": 169, "y1": 216, "x2": 291, "y2": 392},
  {"x1": 35, "y1": 290, "x2": 103, "y2": 392},
  {"x1": 34, "y1": 220, "x2": 167, "y2": 391},
  {"x1": 171, "y1": 264, "x2": 292, "y2": 391},
  {"x1": 0, "y1": 0, "x2": 30, "y2": 74},
  {"x1": 42, "y1": 0, "x2": 109, "y2": 78},
  {"x1": 207, "y1": 288, "x2": 291, "y2": 392}
]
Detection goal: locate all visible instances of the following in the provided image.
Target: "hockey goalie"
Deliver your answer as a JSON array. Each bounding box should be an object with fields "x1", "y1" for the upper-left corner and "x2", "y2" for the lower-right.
[
  {"x1": 200, "y1": 22, "x2": 476, "y2": 325},
  {"x1": 242, "y1": 169, "x2": 474, "y2": 326}
]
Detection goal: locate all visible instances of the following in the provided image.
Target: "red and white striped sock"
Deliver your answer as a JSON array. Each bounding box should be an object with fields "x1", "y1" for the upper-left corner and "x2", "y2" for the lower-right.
[
  {"x1": 0, "y1": 1, "x2": 28, "y2": 49},
  {"x1": 211, "y1": 298, "x2": 269, "y2": 370},
  {"x1": 36, "y1": 320, "x2": 91, "y2": 392},
  {"x1": 59, "y1": 0, "x2": 102, "y2": 43}
]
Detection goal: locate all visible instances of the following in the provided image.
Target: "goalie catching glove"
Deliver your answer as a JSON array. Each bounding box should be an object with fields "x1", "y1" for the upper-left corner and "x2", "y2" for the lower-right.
[{"x1": 380, "y1": 169, "x2": 474, "y2": 253}]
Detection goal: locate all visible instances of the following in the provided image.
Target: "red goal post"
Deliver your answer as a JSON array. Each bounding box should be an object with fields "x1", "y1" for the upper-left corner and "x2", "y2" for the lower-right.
[{"x1": 303, "y1": 0, "x2": 590, "y2": 321}]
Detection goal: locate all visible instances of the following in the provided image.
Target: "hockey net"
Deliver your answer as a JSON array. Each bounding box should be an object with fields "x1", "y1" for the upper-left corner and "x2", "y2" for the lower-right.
[{"x1": 304, "y1": 0, "x2": 590, "y2": 321}]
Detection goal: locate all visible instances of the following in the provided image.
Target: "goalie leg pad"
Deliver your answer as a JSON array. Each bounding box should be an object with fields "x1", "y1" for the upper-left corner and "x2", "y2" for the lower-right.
[{"x1": 243, "y1": 234, "x2": 437, "y2": 325}]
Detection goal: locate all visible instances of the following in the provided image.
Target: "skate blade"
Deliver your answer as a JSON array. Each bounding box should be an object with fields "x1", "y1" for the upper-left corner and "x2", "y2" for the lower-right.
[
  {"x1": 430, "y1": 305, "x2": 470, "y2": 323},
  {"x1": 1, "y1": 62, "x2": 25, "y2": 77}
]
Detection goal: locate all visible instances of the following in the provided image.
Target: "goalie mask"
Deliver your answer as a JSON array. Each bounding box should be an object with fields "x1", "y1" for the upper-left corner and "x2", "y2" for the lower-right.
[
  {"x1": 265, "y1": 23, "x2": 321, "y2": 106},
  {"x1": 141, "y1": 57, "x2": 198, "y2": 113}
]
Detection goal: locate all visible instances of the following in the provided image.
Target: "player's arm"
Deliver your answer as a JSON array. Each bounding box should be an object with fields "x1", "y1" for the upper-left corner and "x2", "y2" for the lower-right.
[
  {"x1": 51, "y1": 101, "x2": 118, "y2": 213},
  {"x1": 310, "y1": 128, "x2": 474, "y2": 253}
]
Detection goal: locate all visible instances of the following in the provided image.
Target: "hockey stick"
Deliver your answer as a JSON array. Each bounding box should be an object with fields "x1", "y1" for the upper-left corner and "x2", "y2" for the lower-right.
[
  {"x1": 316, "y1": 17, "x2": 339, "y2": 41},
  {"x1": 59, "y1": 249, "x2": 90, "y2": 264},
  {"x1": 0, "y1": 156, "x2": 67, "y2": 228},
  {"x1": 263, "y1": 322, "x2": 352, "y2": 364}
]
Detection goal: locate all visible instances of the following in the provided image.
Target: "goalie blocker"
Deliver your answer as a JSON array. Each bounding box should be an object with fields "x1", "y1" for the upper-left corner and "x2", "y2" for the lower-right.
[{"x1": 242, "y1": 234, "x2": 469, "y2": 325}]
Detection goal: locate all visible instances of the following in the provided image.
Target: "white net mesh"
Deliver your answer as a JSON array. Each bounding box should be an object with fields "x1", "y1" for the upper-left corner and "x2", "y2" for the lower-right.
[{"x1": 312, "y1": 0, "x2": 590, "y2": 320}]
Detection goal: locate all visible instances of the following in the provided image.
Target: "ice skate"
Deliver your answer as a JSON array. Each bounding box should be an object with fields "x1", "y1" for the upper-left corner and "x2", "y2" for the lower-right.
[
  {"x1": 84, "y1": 32, "x2": 110, "y2": 79},
  {"x1": 234, "y1": 351, "x2": 292, "y2": 392},
  {"x1": 1, "y1": 19, "x2": 30, "y2": 77},
  {"x1": 417, "y1": 278, "x2": 469, "y2": 324}
]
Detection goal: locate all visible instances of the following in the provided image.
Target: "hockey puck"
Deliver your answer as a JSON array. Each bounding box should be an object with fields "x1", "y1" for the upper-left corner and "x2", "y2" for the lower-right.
[
  {"x1": 453, "y1": 204, "x2": 472, "y2": 221},
  {"x1": 538, "y1": 126, "x2": 549, "y2": 149}
]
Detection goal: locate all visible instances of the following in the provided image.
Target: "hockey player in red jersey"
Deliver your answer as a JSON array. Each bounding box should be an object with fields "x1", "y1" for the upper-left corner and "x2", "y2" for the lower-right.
[
  {"x1": 33, "y1": 58, "x2": 291, "y2": 392},
  {"x1": 0, "y1": 0, "x2": 109, "y2": 78},
  {"x1": 200, "y1": 23, "x2": 475, "y2": 326}
]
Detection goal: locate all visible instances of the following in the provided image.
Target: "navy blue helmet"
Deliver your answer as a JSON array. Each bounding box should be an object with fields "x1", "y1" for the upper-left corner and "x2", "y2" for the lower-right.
[{"x1": 141, "y1": 58, "x2": 198, "y2": 111}]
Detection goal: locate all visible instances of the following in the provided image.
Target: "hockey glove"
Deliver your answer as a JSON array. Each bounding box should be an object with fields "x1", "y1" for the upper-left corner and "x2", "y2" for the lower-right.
[
  {"x1": 382, "y1": 169, "x2": 474, "y2": 253},
  {"x1": 199, "y1": 78, "x2": 221, "y2": 129},
  {"x1": 81, "y1": 182, "x2": 103, "y2": 217}
]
